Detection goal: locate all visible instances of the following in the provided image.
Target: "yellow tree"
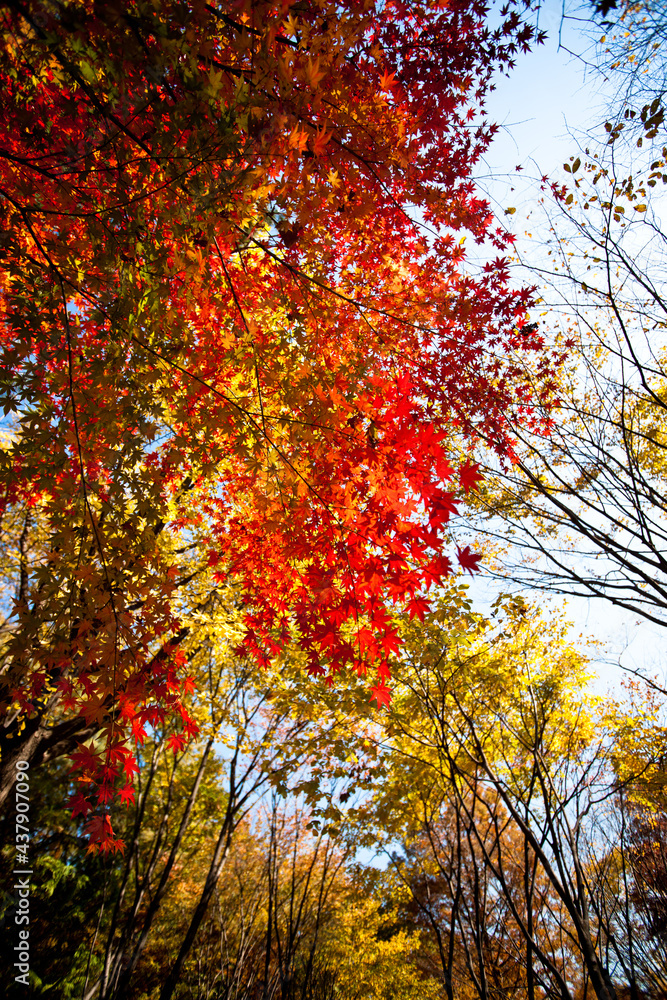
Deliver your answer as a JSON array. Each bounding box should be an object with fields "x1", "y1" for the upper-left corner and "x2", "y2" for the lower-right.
[{"x1": 357, "y1": 590, "x2": 662, "y2": 1000}]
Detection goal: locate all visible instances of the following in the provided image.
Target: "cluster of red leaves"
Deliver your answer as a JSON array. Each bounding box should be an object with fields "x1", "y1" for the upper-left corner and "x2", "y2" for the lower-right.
[{"x1": 0, "y1": 0, "x2": 548, "y2": 848}]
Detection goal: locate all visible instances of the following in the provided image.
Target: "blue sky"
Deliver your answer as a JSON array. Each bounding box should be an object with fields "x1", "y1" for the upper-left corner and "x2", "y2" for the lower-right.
[{"x1": 481, "y1": 0, "x2": 604, "y2": 209}]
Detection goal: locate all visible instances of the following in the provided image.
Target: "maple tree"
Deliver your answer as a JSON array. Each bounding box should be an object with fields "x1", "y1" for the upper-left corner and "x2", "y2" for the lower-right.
[{"x1": 0, "y1": 0, "x2": 547, "y2": 833}]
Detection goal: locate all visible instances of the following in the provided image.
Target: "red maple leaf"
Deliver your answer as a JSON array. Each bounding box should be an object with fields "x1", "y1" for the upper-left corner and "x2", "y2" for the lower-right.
[
  {"x1": 429, "y1": 492, "x2": 460, "y2": 528},
  {"x1": 84, "y1": 815, "x2": 125, "y2": 855},
  {"x1": 69, "y1": 792, "x2": 92, "y2": 820},
  {"x1": 379, "y1": 628, "x2": 401, "y2": 657},
  {"x1": 70, "y1": 743, "x2": 101, "y2": 778},
  {"x1": 457, "y1": 545, "x2": 483, "y2": 575},
  {"x1": 406, "y1": 595, "x2": 431, "y2": 621},
  {"x1": 121, "y1": 754, "x2": 140, "y2": 780},
  {"x1": 459, "y1": 461, "x2": 483, "y2": 493},
  {"x1": 119, "y1": 783, "x2": 136, "y2": 806},
  {"x1": 370, "y1": 682, "x2": 391, "y2": 709},
  {"x1": 166, "y1": 733, "x2": 188, "y2": 754}
]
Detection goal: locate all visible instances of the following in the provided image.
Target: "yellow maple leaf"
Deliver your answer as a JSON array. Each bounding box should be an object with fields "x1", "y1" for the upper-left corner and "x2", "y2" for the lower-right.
[{"x1": 304, "y1": 56, "x2": 326, "y2": 89}]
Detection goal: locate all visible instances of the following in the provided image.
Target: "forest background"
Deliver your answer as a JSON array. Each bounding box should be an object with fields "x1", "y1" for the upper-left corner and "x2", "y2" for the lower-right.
[{"x1": 0, "y1": 1, "x2": 666, "y2": 999}]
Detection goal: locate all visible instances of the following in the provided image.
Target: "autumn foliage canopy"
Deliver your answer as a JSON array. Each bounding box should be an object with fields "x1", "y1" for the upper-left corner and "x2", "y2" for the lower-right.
[{"x1": 0, "y1": 0, "x2": 546, "y2": 829}]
